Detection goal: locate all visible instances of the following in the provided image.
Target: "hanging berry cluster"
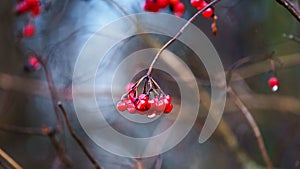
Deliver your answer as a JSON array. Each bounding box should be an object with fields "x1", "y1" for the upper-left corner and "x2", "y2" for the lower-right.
[
  {"x1": 190, "y1": 0, "x2": 214, "y2": 18},
  {"x1": 117, "y1": 75, "x2": 173, "y2": 119},
  {"x1": 143, "y1": 0, "x2": 186, "y2": 17},
  {"x1": 15, "y1": 0, "x2": 42, "y2": 38}
]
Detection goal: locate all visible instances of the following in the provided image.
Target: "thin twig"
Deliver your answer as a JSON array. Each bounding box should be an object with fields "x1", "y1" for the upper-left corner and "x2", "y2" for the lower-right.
[
  {"x1": 57, "y1": 102, "x2": 102, "y2": 169},
  {"x1": 0, "y1": 148, "x2": 23, "y2": 169},
  {"x1": 283, "y1": 33, "x2": 300, "y2": 43},
  {"x1": 227, "y1": 87, "x2": 274, "y2": 169},
  {"x1": 276, "y1": 0, "x2": 300, "y2": 21},
  {"x1": 0, "y1": 124, "x2": 51, "y2": 136},
  {"x1": 147, "y1": 0, "x2": 221, "y2": 75}
]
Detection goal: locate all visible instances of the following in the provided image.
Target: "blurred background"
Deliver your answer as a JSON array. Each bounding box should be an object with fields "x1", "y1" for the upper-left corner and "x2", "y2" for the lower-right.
[{"x1": 0, "y1": 0, "x2": 299, "y2": 168}]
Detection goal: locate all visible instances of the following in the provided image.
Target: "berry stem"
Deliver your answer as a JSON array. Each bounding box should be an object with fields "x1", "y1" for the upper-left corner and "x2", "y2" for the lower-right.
[{"x1": 146, "y1": 0, "x2": 221, "y2": 75}]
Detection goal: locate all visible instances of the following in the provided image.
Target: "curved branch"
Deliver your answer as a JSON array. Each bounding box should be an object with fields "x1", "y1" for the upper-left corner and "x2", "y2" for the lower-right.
[{"x1": 276, "y1": 0, "x2": 300, "y2": 21}]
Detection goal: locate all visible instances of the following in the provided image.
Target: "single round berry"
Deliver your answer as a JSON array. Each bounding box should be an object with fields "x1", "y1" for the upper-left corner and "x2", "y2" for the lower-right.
[
  {"x1": 148, "y1": 99, "x2": 156, "y2": 110},
  {"x1": 190, "y1": 0, "x2": 203, "y2": 7},
  {"x1": 173, "y1": 2, "x2": 185, "y2": 14},
  {"x1": 164, "y1": 103, "x2": 173, "y2": 113},
  {"x1": 268, "y1": 77, "x2": 279, "y2": 92},
  {"x1": 127, "y1": 103, "x2": 136, "y2": 114},
  {"x1": 202, "y1": 7, "x2": 214, "y2": 18},
  {"x1": 117, "y1": 101, "x2": 127, "y2": 112},
  {"x1": 138, "y1": 94, "x2": 149, "y2": 101},
  {"x1": 31, "y1": 6, "x2": 41, "y2": 16},
  {"x1": 28, "y1": 56, "x2": 40, "y2": 70},
  {"x1": 23, "y1": 24, "x2": 35, "y2": 37}
]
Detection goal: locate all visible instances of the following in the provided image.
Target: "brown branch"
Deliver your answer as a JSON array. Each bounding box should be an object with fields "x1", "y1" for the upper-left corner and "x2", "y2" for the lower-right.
[
  {"x1": 0, "y1": 124, "x2": 52, "y2": 136},
  {"x1": 47, "y1": 132, "x2": 72, "y2": 168},
  {"x1": 57, "y1": 102, "x2": 102, "y2": 169},
  {"x1": 147, "y1": 0, "x2": 221, "y2": 75},
  {"x1": 276, "y1": 0, "x2": 300, "y2": 21},
  {"x1": 227, "y1": 87, "x2": 274, "y2": 169},
  {"x1": 0, "y1": 148, "x2": 23, "y2": 169}
]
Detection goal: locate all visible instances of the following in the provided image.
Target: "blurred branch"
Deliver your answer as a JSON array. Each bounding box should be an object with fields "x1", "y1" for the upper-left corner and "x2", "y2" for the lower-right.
[
  {"x1": 0, "y1": 124, "x2": 52, "y2": 136},
  {"x1": 0, "y1": 160, "x2": 10, "y2": 169},
  {"x1": 57, "y1": 102, "x2": 103, "y2": 169},
  {"x1": 276, "y1": 0, "x2": 300, "y2": 21},
  {"x1": 133, "y1": 158, "x2": 145, "y2": 169},
  {"x1": 0, "y1": 148, "x2": 23, "y2": 169},
  {"x1": 283, "y1": 33, "x2": 300, "y2": 43},
  {"x1": 227, "y1": 87, "x2": 274, "y2": 169}
]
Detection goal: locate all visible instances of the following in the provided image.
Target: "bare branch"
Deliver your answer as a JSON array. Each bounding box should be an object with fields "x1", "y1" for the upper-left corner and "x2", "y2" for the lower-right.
[
  {"x1": 276, "y1": 0, "x2": 300, "y2": 21},
  {"x1": 57, "y1": 102, "x2": 103, "y2": 169},
  {"x1": 227, "y1": 87, "x2": 274, "y2": 169},
  {"x1": 0, "y1": 148, "x2": 23, "y2": 169}
]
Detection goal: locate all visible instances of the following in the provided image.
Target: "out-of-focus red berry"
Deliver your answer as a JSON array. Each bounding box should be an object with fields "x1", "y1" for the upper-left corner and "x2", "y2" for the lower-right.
[
  {"x1": 117, "y1": 101, "x2": 127, "y2": 112},
  {"x1": 23, "y1": 24, "x2": 35, "y2": 37}
]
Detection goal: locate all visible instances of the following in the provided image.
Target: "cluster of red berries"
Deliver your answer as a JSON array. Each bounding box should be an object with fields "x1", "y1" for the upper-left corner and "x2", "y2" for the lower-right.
[
  {"x1": 268, "y1": 77, "x2": 279, "y2": 92},
  {"x1": 15, "y1": 0, "x2": 42, "y2": 38},
  {"x1": 190, "y1": 0, "x2": 214, "y2": 18},
  {"x1": 24, "y1": 56, "x2": 41, "y2": 72},
  {"x1": 117, "y1": 76, "x2": 173, "y2": 118},
  {"x1": 143, "y1": 0, "x2": 186, "y2": 17}
]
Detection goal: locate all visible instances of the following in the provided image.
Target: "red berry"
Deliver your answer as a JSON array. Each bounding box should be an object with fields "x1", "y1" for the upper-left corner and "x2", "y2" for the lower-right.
[
  {"x1": 268, "y1": 77, "x2": 279, "y2": 92},
  {"x1": 148, "y1": 99, "x2": 156, "y2": 110},
  {"x1": 155, "y1": 99, "x2": 165, "y2": 112},
  {"x1": 117, "y1": 101, "x2": 127, "y2": 112},
  {"x1": 173, "y1": 2, "x2": 185, "y2": 14},
  {"x1": 26, "y1": 0, "x2": 39, "y2": 7},
  {"x1": 168, "y1": 0, "x2": 179, "y2": 5},
  {"x1": 190, "y1": 0, "x2": 203, "y2": 7},
  {"x1": 164, "y1": 95, "x2": 172, "y2": 102},
  {"x1": 138, "y1": 94, "x2": 149, "y2": 101},
  {"x1": 157, "y1": 0, "x2": 169, "y2": 8},
  {"x1": 135, "y1": 99, "x2": 150, "y2": 112},
  {"x1": 127, "y1": 103, "x2": 136, "y2": 114},
  {"x1": 15, "y1": 2, "x2": 30, "y2": 15},
  {"x1": 202, "y1": 7, "x2": 214, "y2": 18},
  {"x1": 31, "y1": 6, "x2": 41, "y2": 17},
  {"x1": 128, "y1": 91, "x2": 136, "y2": 102},
  {"x1": 143, "y1": 2, "x2": 160, "y2": 12},
  {"x1": 164, "y1": 103, "x2": 173, "y2": 113},
  {"x1": 28, "y1": 56, "x2": 40, "y2": 70},
  {"x1": 23, "y1": 24, "x2": 35, "y2": 37}
]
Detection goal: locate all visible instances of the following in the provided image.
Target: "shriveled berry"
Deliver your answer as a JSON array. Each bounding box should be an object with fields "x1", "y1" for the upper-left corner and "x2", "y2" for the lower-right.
[{"x1": 23, "y1": 24, "x2": 35, "y2": 37}]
